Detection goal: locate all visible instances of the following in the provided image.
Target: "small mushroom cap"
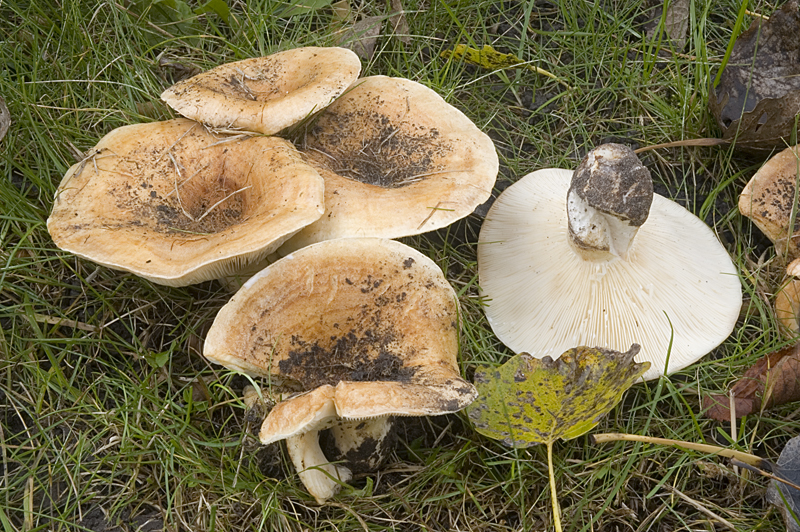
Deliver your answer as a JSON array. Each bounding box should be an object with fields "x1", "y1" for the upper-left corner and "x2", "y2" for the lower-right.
[
  {"x1": 739, "y1": 144, "x2": 800, "y2": 259},
  {"x1": 280, "y1": 75, "x2": 498, "y2": 251},
  {"x1": 478, "y1": 168, "x2": 742, "y2": 381},
  {"x1": 259, "y1": 386, "x2": 338, "y2": 444},
  {"x1": 161, "y1": 47, "x2": 362, "y2": 135},
  {"x1": 204, "y1": 237, "x2": 477, "y2": 429},
  {"x1": 47, "y1": 119, "x2": 324, "y2": 286}
]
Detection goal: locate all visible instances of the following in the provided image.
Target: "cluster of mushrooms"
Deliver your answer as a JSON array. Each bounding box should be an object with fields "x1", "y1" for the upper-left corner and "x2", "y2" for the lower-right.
[
  {"x1": 47, "y1": 46, "x2": 749, "y2": 503},
  {"x1": 47, "y1": 46, "x2": 498, "y2": 502}
]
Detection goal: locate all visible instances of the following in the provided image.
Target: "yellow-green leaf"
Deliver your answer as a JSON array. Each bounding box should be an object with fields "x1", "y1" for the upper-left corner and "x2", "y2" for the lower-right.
[
  {"x1": 467, "y1": 345, "x2": 648, "y2": 448},
  {"x1": 440, "y1": 44, "x2": 569, "y2": 88},
  {"x1": 441, "y1": 44, "x2": 527, "y2": 70}
]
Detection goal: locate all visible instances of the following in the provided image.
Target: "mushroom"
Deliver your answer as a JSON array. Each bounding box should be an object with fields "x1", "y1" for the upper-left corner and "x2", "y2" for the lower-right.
[
  {"x1": 277, "y1": 75, "x2": 498, "y2": 252},
  {"x1": 739, "y1": 144, "x2": 800, "y2": 260},
  {"x1": 47, "y1": 118, "x2": 324, "y2": 286},
  {"x1": 776, "y1": 278, "x2": 800, "y2": 337},
  {"x1": 776, "y1": 258, "x2": 800, "y2": 337},
  {"x1": 161, "y1": 47, "x2": 362, "y2": 135},
  {"x1": 203, "y1": 237, "x2": 477, "y2": 502},
  {"x1": 477, "y1": 144, "x2": 742, "y2": 381}
]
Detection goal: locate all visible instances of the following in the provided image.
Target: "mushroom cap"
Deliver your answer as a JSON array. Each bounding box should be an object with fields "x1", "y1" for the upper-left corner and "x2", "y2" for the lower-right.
[
  {"x1": 776, "y1": 278, "x2": 800, "y2": 337},
  {"x1": 279, "y1": 75, "x2": 498, "y2": 251},
  {"x1": 204, "y1": 237, "x2": 477, "y2": 436},
  {"x1": 161, "y1": 47, "x2": 362, "y2": 135},
  {"x1": 739, "y1": 144, "x2": 800, "y2": 259},
  {"x1": 478, "y1": 168, "x2": 742, "y2": 381},
  {"x1": 47, "y1": 119, "x2": 324, "y2": 286}
]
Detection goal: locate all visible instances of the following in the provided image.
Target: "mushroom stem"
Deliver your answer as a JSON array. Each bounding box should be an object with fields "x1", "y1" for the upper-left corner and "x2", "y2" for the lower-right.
[
  {"x1": 285, "y1": 430, "x2": 353, "y2": 504},
  {"x1": 566, "y1": 144, "x2": 653, "y2": 261},
  {"x1": 327, "y1": 416, "x2": 395, "y2": 474}
]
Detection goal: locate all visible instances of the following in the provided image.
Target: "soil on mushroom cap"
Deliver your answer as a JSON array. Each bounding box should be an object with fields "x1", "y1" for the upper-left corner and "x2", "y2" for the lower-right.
[
  {"x1": 277, "y1": 321, "x2": 418, "y2": 389},
  {"x1": 109, "y1": 175, "x2": 249, "y2": 235},
  {"x1": 304, "y1": 109, "x2": 451, "y2": 189},
  {"x1": 95, "y1": 141, "x2": 257, "y2": 235}
]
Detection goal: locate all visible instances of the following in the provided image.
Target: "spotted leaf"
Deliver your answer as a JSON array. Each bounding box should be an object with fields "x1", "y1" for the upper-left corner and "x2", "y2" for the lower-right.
[{"x1": 467, "y1": 345, "x2": 648, "y2": 447}]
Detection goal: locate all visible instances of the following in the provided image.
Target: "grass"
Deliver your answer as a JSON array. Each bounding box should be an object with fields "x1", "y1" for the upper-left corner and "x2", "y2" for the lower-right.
[{"x1": 0, "y1": 0, "x2": 796, "y2": 530}]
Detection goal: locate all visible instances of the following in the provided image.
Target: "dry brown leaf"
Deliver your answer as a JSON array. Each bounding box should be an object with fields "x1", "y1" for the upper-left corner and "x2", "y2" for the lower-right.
[
  {"x1": 708, "y1": 1, "x2": 800, "y2": 152},
  {"x1": 0, "y1": 96, "x2": 9, "y2": 143},
  {"x1": 647, "y1": 0, "x2": 689, "y2": 50},
  {"x1": 389, "y1": 0, "x2": 410, "y2": 45},
  {"x1": 703, "y1": 343, "x2": 800, "y2": 420},
  {"x1": 330, "y1": 1, "x2": 382, "y2": 60}
]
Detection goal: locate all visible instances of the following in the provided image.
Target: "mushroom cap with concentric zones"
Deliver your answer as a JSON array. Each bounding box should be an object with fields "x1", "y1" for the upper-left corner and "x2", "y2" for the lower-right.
[
  {"x1": 279, "y1": 75, "x2": 498, "y2": 252},
  {"x1": 478, "y1": 168, "x2": 742, "y2": 381},
  {"x1": 203, "y1": 237, "x2": 477, "y2": 428},
  {"x1": 47, "y1": 118, "x2": 324, "y2": 286},
  {"x1": 161, "y1": 47, "x2": 362, "y2": 135}
]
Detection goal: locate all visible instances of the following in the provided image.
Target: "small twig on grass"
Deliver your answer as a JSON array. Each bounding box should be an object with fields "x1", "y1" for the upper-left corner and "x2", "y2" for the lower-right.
[
  {"x1": 634, "y1": 138, "x2": 729, "y2": 154},
  {"x1": 591, "y1": 432, "x2": 764, "y2": 467},
  {"x1": 661, "y1": 483, "x2": 737, "y2": 530},
  {"x1": 730, "y1": 459, "x2": 800, "y2": 492},
  {"x1": 29, "y1": 312, "x2": 100, "y2": 333}
]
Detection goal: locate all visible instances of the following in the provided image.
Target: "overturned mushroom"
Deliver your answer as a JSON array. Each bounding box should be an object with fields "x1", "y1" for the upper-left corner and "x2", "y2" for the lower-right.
[
  {"x1": 739, "y1": 144, "x2": 800, "y2": 260},
  {"x1": 204, "y1": 238, "x2": 477, "y2": 502},
  {"x1": 47, "y1": 119, "x2": 324, "y2": 286},
  {"x1": 161, "y1": 47, "x2": 362, "y2": 135},
  {"x1": 478, "y1": 144, "x2": 742, "y2": 381},
  {"x1": 277, "y1": 75, "x2": 498, "y2": 252}
]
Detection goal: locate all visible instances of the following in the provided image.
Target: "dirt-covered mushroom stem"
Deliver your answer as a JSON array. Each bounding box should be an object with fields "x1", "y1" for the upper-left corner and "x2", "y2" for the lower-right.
[{"x1": 567, "y1": 144, "x2": 653, "y2": 260}]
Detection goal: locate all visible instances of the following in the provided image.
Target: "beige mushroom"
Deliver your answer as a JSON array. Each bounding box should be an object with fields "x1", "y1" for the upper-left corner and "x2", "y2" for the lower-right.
[
  {"x1": 47, "y1": 118, "x2": 324, "y2": 286},
  {"x1": 776, "y1": 278, "x2": 800, "y2": 337},
  {"x1": 739, "y1": 144, "x2": 800, "y2": 260},
  {"x1": 161, "y1": 47, "x2": 362, "y2": 135},
  {"x1": 277, "y1": 75, "x2": 498, "y2": 252},
  {"x1": 478, "y1": 144, "x2": 742, "y2": 381},
  {"x1": 203, "y1": 238, "x2": 477, "y2": 502},
  {"x1": 776, "y1": 258, "x2": 800, "y2": 337}
]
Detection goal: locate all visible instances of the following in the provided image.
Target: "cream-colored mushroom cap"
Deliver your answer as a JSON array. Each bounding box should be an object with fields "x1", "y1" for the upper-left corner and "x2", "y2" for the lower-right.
[
  {"x1": 47, "y1": 119, "x2": 324, "y2": 286},
  {"x1": 776, "y1": 279, "x2": 800, "y2": 337},
  {"x1": 161, "y1": 47, "x2": 361, "y2": 135},
  {"x1": 204, "y1": 237, "x2": 475, "y2": 415},
  {"x1": 739, "y1": 144, "x2": 800, "y2": 259},
  {"x1": 204, "y1": 237, "x2": 477, "y2": 501},
  {"x1": 478, "y1": 155, "x2": 742, "y2": 381},
  {"x1": 279, "y1": 75, "x2": 498, "y2": 252}
]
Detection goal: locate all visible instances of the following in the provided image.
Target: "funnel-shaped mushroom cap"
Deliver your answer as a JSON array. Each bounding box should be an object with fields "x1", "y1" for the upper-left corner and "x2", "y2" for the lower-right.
[
  {"x1": 478, "y1": 167, "x2": 742, "y2": 381},
  {"x1": 280, "y1": 75, "x2": 498, "y2": 251},
  {"x1": 204, "y1": 237, "x2": 476, "y2": 422},
  {"x1": 47, "y1": 119, "x2": 324, "y2": 286},
  {"x1": 739, "y1": 144, "x2": 800, "y2": 259},
  {"x1": 161, "y1": 47, "x2": 361, "y2": 135}
]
